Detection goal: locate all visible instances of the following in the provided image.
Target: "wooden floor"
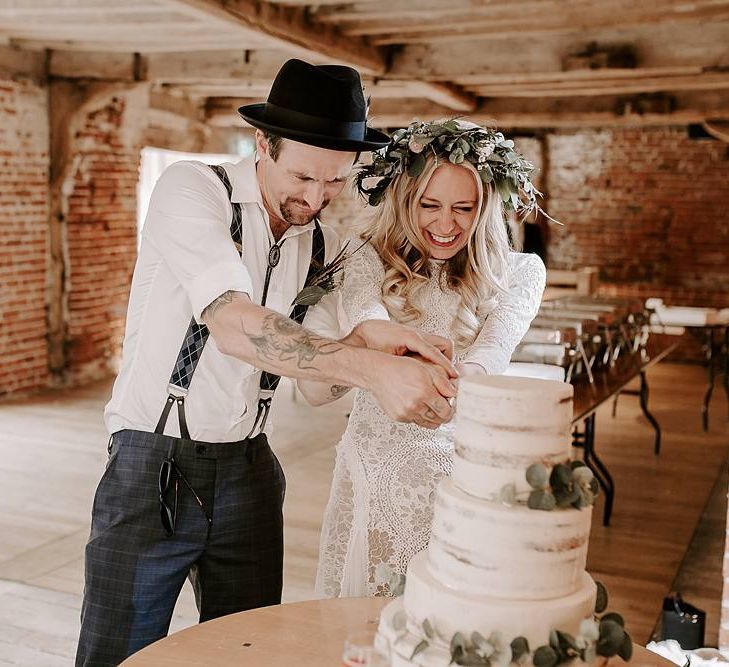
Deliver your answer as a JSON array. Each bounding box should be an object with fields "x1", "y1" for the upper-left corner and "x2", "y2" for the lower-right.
[{"x1": 0, "y1": 363, "x2": 727, "y2": 664}]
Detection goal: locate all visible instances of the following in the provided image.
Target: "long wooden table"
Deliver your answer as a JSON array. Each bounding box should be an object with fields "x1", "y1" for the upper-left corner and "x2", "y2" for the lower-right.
[
  {"x1": 570, "y1": 333, "x2": 680, "y2": 526},
  {"x1": 121, "y1": 597, "x2": 675, "y2": 666}
]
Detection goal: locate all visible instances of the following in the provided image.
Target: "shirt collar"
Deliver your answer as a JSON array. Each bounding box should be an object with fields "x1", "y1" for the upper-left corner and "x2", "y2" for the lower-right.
[
  {"x1": 228, "y1": 154, "x2": 317, "y2": 240},
  {"x1": 229, "y1": 155, "x2": 263, "y2": 207}
]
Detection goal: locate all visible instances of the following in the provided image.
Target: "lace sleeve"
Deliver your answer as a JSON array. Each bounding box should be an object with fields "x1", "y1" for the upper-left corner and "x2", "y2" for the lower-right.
[
  {"x1": 461, "y1": 252, "x2": 546, "y2": 375},
  {"x1": 340, "y1": 238, "x2": 390, "y2": 329}
]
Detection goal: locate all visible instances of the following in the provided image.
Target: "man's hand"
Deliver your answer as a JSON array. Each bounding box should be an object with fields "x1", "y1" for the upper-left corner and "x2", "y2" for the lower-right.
[
  {"x1": 455, "y1": 362, "x2": 487, "y2": 379},
  {"x1": 369, "y1": 354, "x2": 457, "y2": 429},
  {"x1": 349, "y1": 320, "x2": 457, "y2": 380}
]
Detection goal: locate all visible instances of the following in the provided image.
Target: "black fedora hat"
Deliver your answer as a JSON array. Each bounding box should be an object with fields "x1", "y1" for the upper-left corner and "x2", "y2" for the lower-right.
[{"x1": 238, "y1": 59, "x2": 390, "y2": 152}]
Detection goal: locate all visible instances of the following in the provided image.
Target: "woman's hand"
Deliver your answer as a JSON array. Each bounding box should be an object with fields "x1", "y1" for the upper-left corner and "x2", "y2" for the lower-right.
[{"x1": 349, "y1": 320, "x2": 457, "y2": 379}]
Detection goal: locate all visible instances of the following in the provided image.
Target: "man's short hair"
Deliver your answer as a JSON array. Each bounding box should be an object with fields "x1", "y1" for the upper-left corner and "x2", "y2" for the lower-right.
[
  {"x1": 261, "y1": 130, "x2": 361, "y2": 163},
  {"x1": 262, "y1": 131, "x2": 284, "y2": 161}
]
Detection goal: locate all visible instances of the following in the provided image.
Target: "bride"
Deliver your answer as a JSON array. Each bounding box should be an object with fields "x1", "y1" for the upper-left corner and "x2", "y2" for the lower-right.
[{"x1": 301, "y1": 119, "x2": 547, "y2": 598}]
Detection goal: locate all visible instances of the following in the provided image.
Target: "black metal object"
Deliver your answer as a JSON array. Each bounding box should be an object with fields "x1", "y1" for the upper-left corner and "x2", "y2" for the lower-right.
[
  {"x1": 611, "y1": 371, "x2": 661, "y2": 455},
  {"x1": 572, "y1": 414, "x2": 614, "y2": 526},
  {"x1": 687, "y1": 324, "x2": 729, "y2": 432}
]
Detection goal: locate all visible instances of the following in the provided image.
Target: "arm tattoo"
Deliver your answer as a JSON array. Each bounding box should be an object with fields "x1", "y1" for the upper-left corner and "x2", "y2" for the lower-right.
[
  {"x1": 202, "y1": 290, "x2": 237, "y2": 322},
  {"x1": 240, "y1": 311, "x2": 344, "y2": 371},
  {"x1": 330, "y1": 384, "x2": 352, "y2": 399}
]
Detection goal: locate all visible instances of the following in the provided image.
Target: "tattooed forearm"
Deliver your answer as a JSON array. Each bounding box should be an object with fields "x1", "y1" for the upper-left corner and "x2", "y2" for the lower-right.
[
  {"x1": 330, "y1": 384, "x2": 352, "y2": 399},
  {"x1": 239, "y1": 311, "x2": 345, "y2": 371},
  {"x1": 202, "y1": 290, "x2": 238, "y2": 322}
]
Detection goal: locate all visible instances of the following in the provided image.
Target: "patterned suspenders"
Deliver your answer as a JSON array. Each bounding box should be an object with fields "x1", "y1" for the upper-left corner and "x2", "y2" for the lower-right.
[{"x1": 155, "y1": 164, "x2": 326, "y2": 440}]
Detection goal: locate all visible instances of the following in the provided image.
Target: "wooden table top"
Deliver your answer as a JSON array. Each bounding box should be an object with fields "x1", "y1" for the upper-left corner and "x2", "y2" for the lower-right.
[
  {"x1": 122, "y1": 597, "x2": 675, "y2": 666},
  {"x1": 572, "y1": 333, "x2": 680, "y2": 423}
]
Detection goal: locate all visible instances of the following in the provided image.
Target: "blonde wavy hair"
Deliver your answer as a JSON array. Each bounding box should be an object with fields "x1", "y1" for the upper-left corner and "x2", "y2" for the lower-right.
[{"x1": 360, "y1": 155, "x2": 513, "y2": 351}]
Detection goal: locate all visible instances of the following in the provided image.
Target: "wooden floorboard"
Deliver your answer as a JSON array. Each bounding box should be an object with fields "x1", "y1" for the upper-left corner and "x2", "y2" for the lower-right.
[{"x1": 0, "y1": 363, "x2": 726, "y2": 661}]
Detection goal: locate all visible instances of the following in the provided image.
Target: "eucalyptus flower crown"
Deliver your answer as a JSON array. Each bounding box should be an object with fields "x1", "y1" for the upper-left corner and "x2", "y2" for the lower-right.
[{"x1": 356, "y1": 118, "x2": 556, "y2": 222}]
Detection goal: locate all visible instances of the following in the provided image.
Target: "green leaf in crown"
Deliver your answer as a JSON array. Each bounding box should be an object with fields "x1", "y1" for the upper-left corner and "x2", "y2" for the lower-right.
[{"x1": 355, "y1": 118, "x2": 561, "y2": 224}]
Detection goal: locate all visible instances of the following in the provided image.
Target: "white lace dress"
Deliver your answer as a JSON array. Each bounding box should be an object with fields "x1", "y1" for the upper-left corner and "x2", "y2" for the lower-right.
[{"x1": 314, "y1": 241, "x2": 546, "y2": 598}]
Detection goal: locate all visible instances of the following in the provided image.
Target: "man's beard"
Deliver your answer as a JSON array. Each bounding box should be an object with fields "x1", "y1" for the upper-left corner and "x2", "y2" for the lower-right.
[{"x1": 279, "y1": 197, "x2": 329, "y2": 226}]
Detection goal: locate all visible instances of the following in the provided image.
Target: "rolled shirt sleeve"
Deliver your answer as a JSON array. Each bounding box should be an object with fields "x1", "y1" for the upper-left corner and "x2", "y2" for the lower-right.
[{"x1": 142, "y1": 160, "x2": 253, "y2": 323}]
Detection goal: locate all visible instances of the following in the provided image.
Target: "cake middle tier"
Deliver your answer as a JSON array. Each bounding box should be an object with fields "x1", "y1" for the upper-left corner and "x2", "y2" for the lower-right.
[
  {"x1": 403, "y1": 551, "x2": 597, "y2": 654},
  {"x1": 429, "y1": 478, "x2": 592, "y2": 599}
]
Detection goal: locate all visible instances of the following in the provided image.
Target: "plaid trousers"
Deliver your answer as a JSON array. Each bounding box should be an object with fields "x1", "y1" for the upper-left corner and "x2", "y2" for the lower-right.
[{"x1": 76, "y1": 429, "x2": 286, "y2": 666}]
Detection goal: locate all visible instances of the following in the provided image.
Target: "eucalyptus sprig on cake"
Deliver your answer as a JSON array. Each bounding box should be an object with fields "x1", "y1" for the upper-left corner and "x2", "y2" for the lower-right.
[
  {"x1": 403, "y1": 583, "x2": 631, "y2": 666},
  {"x1": 529, "y1": 582, "x2": 632, "y2": 666},
  {"x1": 383, "y1": 581, "x2": 632, "y2": 666},
  {"x1": 355, "y1": 118, "x2": 559, "y2": 224},
  {"x1": 499, "y1": 460, "x2": 599, "y2": 511}
]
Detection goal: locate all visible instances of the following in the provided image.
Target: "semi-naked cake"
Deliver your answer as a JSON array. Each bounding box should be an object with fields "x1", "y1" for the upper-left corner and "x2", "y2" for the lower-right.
[{"x1": 375, "y1": 375, "x2": 631, "y2": 666}]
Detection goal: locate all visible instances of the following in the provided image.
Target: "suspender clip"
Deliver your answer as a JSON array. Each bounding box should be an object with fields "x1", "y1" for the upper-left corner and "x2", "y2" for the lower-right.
[{"x1": 246, "y1": 389, "x2": 275, "y2": 440}]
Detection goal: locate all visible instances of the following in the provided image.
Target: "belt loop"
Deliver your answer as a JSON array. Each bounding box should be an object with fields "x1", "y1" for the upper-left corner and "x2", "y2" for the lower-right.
[{"x1": 107, "y1": 434, "x2": 114, "y2": 456}]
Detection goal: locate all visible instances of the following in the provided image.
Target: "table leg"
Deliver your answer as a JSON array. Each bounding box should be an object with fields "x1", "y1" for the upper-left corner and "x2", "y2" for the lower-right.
[
  {"x1": 638, "y1": 371, "x2": 661, "y2": 455},
  {"x1": 702, "y1": 328, "x2": 715, "y2": 432},
  {"x1": 582, "y1": 414, "x2": 615, "y2": 526}
]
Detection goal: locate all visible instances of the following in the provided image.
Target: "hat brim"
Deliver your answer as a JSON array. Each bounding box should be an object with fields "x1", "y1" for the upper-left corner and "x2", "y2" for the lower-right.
[{"x1": 238, "y1": 103, "x2": 390, "y2": 152}]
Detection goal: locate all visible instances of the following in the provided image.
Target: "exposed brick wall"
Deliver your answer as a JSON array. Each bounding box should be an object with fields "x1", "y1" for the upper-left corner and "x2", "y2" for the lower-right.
[
  {"x1": 62, "y1": 91, "x2": 144, "y2": 385},
  {"x1": 546, "y1": 127, "x2": 729, "y2": 309},
  {"x1": 0, "y1": 79, "x2": 50, "y2": 398}
]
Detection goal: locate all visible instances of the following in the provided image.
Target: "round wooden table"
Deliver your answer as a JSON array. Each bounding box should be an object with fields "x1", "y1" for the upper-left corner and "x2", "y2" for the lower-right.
[{"x1": 121, "y1": 597, "x2": 675, "y2": 666}]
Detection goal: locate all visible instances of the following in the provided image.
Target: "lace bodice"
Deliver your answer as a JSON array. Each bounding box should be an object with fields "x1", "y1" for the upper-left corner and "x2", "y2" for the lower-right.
[
  {"x1": 340, "y1": 239, "x2": 546, "y2": 373},
  {"x1": 315, "y1": 240, "x2": 546, "y2": 598}
]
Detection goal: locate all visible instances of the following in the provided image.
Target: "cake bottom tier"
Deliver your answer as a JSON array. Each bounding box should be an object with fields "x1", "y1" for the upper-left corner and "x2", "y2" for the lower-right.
[
  {"x1": 377, "y1": 597, "x2": 601, "y2": 667},
  {"x1": 376, "y1": 551, "x2": 597, "y2": 665}
]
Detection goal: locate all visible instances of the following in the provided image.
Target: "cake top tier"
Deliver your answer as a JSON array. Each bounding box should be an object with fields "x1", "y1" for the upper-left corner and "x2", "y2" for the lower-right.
[
  {"x1": 460, "y1": 374, "x2": 573, "y2": 400},
  {"x1": 457, "y1": 375, "x2": 573, "y2": 430},
  {"x1": 452, "y1": 375, "x2": 575, "y2": 501}
]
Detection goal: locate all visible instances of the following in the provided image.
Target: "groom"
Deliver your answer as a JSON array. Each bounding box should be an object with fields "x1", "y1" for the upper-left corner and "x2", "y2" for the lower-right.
[{"x1": 76, "y1": 59, "x2": 458, "y2": 665}]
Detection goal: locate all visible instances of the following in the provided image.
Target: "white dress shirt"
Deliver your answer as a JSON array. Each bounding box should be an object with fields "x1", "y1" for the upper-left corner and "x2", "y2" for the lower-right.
[{"x1": 104, "y1": 156, "x2": 343, "y2": 442}]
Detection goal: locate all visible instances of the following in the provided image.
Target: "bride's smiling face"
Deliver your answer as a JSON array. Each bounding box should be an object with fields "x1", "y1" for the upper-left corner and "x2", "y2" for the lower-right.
[{"x1": 415, "y1": 162, "x2": 479, "y2": 260}]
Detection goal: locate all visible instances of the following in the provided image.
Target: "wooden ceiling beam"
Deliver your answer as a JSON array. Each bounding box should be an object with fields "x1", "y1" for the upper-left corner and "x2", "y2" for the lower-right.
[
  {"x1": 0, "y1": 43, "x2": 46, "y2": 82},
  {"x1": 313, "y1": 0, "x2": 729, "y2": 32},
  {"x1": 266, "y1": 0, "x2": 384, "y2": 4},
  {"x1": 468, "y1": 72, "x2": 729, "y2": 98},
  {"x1": 144, "y1": 47, "x2": 475, "y2": 111},
  {"x1": 206, "y1": 92, "x2": 729, "y2": 130},
  {"x1": 452, "y1": 66, "x2": 703, "y2": 87},
  {"x1": 145, "y1": 49, "x2": 289, "y2": 84},
  {"x1": 159, "y1": 0, "x2": 387, "y2": 74},
  {"x1": 11, "y1": 37, "x2": 269, "y2": 53},
  {"x1": 390, "y1": 23, "x2": 729, "y2": 81},
  {"x1": 149, "y1": 90, "x2": 205, "y2": 123},
  {"x1": 49, "y1": 51, "x2": 137, "y2": 81},
  {"x1": 409, "y1": 81, "x2": 476, "y2": 113},
  {"x1": 362, "y1": 92, "x2": 729, "y2": 129}
]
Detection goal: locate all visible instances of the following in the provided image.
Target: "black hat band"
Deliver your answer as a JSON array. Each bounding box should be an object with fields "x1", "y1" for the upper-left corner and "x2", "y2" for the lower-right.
[{"x1": 264, "y1": 102, "x2": 366, "y2": 141}]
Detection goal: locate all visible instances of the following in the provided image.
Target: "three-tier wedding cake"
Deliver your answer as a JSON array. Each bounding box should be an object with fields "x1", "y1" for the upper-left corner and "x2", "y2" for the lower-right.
[{"x1": 375, "y1": 375, "x2": 630, "y2": 666}]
